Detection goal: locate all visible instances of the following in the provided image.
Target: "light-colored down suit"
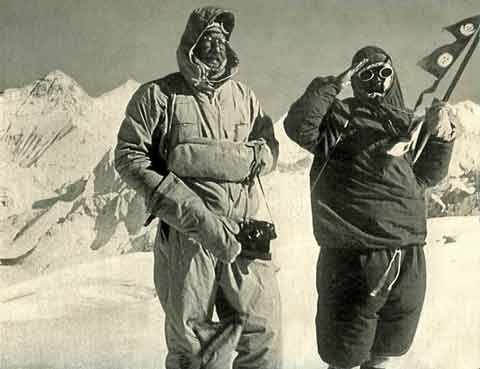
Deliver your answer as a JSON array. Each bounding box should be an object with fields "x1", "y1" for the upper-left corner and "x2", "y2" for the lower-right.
[{"x1": 114, "y1": 6, "x2": 282, "y2": 369}]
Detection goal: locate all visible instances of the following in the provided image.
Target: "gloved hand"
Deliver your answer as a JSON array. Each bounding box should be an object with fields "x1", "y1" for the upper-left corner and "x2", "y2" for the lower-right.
[
  {"x1": 424, "y1": 98, "x2": 456, "y2": 141},
  {"x1": 148, "y1": 172, "x2": 241, "y2": 263},
  {"x1": 245, "y1": 139, "x2": 271, "y2": 185}
]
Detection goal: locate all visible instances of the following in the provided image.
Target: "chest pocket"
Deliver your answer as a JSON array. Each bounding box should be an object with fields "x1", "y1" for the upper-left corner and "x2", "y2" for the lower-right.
[{"x1": 170, "y1": 95, "x2": 202, "y2": 147}]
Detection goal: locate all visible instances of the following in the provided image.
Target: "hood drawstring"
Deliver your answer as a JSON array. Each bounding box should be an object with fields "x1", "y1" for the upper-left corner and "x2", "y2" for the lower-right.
[{"x1": 369, "y1": 249, "x2": 402, "y2": 297}]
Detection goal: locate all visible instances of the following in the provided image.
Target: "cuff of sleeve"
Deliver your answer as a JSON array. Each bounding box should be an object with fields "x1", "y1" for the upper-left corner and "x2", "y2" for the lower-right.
[
  {"x1": 429, "y1": 132, "x2": 456, "y2": 143},
  {"x1": 147, "y1": 172, "x2": 177, "y2": 216},
  {"x1": 307, "y1": 76, "x2": 341, "y2": 94}
]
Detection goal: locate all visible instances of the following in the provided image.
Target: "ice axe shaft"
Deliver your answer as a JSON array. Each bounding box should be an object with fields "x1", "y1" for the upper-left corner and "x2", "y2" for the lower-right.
[{"x1": 414, "y1": 28, "x2": 480, "y2": 164}]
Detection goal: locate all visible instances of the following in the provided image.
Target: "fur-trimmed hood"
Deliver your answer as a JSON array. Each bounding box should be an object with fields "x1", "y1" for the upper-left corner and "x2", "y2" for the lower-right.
[{"x1": 176, "y1": 6, "x2": 240, "y2": 95}]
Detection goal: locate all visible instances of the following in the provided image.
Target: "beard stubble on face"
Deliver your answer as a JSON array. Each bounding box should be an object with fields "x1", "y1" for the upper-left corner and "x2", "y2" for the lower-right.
[{"x1": 194, "y1": 32, "x2": 228, "y2": 79}]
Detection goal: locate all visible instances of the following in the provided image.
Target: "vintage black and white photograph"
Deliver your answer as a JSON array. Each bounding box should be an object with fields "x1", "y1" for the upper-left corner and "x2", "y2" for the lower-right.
[{"x1": 1, "y1": 1, "x2": 479, "y2": 368}]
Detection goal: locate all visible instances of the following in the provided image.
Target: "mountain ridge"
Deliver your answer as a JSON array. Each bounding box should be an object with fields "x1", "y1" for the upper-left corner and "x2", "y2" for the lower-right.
[{"x1": 0, "y1": 70, "x2": 479, "y2": 269}]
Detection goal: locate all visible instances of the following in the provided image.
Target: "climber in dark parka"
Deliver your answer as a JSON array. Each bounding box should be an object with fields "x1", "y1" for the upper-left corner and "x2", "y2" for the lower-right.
[{"x1": 284, "y1": 46, "x2": 456, "y2": 369}]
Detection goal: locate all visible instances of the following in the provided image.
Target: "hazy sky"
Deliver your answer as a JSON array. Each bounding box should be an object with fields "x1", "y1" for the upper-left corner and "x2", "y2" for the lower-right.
[{"x1": 1, "y1": 0, "x2": 479, "y2": 119}]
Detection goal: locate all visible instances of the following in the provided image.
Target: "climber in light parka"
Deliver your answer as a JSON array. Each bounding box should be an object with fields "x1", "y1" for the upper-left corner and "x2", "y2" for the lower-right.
[{"x1": 114, "y1": 6, "x2": 281, "y2": 369}]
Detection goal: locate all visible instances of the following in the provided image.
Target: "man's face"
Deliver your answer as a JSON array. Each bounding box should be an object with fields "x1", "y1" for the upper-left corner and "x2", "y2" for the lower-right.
[
  {"x1": 355, "y1": 61, "x2": 394, "y2": 98},
  {"x1": 194, "y1": 30, "x2": 228, "y2": 73}
]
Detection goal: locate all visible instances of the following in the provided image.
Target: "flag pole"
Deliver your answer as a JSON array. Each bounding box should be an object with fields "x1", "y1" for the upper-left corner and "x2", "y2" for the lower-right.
[{"x1": 413, "y1": 27, "x2": 480, "y2": 163}]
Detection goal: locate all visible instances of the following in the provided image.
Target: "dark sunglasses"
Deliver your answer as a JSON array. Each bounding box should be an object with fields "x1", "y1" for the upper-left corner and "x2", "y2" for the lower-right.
[{"x1": 357, "y1": 65, "x2": 394, "y2": 82}]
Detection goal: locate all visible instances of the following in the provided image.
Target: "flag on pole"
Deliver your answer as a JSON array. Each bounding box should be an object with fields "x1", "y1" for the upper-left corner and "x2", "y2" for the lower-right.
[
  {"x1": 414, "y1": 14, "x2": 480, "y2": 110},
  {"x1": 445, "y1": 15, "x2": 480, "y2": 41},
  {"x1": 417, "y1": 41, "x2": 469, "y2": 79}
]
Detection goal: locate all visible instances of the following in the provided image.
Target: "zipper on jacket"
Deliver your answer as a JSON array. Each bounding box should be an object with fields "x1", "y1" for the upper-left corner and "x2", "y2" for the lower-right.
[{"x1": 213, "y1": 91, "x2": 222, "y2": 139}]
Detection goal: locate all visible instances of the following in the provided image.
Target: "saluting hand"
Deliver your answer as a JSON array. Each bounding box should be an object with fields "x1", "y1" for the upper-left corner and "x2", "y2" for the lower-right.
[{"x1": 335, "y1": 58, "x2": 368, "y2": 91}]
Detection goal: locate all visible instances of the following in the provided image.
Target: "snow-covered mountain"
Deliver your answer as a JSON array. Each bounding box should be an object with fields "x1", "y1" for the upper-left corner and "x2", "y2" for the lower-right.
[
  {"x1": 94, "y1": 79, "x2": 140, "y2": 120},
  {"x1": 1, "y1": 70, "x2": 92, "y2": 121},
  {"x1": 0, "y1": 72, "x2": 479, "y2": 369},
  {"x1": 426, "y1": 101, "x2": 480, "y2": 216},
  {"x1": 0, "y1": 71, "x2": 140, "y2": 193},
  {"x1": 0, "y1": 71, "x2": 479, "y2": 270}
]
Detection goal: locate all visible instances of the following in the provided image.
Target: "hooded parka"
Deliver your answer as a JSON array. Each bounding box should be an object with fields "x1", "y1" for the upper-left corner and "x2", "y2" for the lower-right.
[
  {"x1": 284, "y1": 47, "x2": 453, "y2": 251},
  {"x1": 115, "y1": 6, "x2": 281, "y2": 369},
  {"x1": 284, "y1": 46, "x2": 455, "y2": 368}
]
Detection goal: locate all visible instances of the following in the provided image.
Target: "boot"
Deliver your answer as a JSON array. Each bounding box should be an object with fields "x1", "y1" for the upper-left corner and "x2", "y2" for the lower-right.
[{"x1": 360, "y1": 355, "x2": 390, "y2": 369}]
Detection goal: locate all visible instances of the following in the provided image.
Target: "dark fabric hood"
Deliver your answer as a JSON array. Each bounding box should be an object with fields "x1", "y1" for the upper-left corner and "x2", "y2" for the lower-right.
[
  {"x1": 351, "y1": 46, "x2": 407, "y2": 109},
  {"x1": 350, "y1": 46, "x2": 413, "y2": 135},
  {"x1": 176, "y1": 6, "x2": 240, "y2": 94}
]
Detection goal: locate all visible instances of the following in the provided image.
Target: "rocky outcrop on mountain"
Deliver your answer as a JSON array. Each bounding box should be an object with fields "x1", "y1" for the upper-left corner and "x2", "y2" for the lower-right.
[
  {"x1": 1, "y1": 70, "x2": 92, "y2": 120},
  {"x1": 0, "y1": 72, "x2": 146, "y2": 269},
  {"x1": 0, "y1": 142, "x2": 54, "y2": 219},
  {"x1": 1, "y1": 148, "x2": 156, "y2": 272},
  {"x1": 427, "y1": 101, "x2": 480, "y2": 217},
  {"x1": 0, "y1": 71, "x2": 140, "y2": 191},
  {"x1": 1, "y1": 71, "x2": 91, "y2": 168}
]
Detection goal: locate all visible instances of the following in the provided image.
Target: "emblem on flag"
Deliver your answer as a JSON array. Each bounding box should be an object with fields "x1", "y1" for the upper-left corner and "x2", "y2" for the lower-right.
[
  {"x1": 460, "y1": 23, "x2": 476, "y2": 36},
  {"x1": 412, "y1": 14, "x2": 480, "y2": 164},
  {"x1": 445, "y1": 15, "x2": 480, "y2": 41},
  {"x1": 414, "y1": 14, "x2": 480, "y2": 110},
  {"x1": 437, "y1": 53, "x2": 453, "y2": 67}
]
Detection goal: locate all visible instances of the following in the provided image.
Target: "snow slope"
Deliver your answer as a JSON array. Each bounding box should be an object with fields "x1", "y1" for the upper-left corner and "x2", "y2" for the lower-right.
[
  {"x1": 1, "y1": 216, "x2": 479, "y2": 369},
  {"x1": 0, "y1": 73, "x2": 479, "y2": 369}
]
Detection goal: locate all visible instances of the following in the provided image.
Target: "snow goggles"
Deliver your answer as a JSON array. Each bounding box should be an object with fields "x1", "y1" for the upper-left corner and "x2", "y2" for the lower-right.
[
  {"x1": 199, "y1": 34, "x2": 229, "y2": 51},
  {"x1": 357, "y1": 63, "x2": 394, "y2": 82}
]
